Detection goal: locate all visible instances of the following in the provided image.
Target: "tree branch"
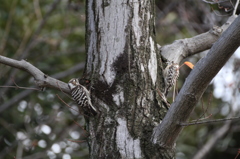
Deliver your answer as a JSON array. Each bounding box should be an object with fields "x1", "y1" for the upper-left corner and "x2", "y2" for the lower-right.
[
  {"x1": 192, "y1": 58, "x2": 240, "y2": 158},
  {"x1": 0, "y1": 56, "x2": 70, "y2": 94},
  {"x1": 152, "y1": 15, "x2": 240, "y2": 148},
  {"x1": 161, "y1": 15, "x2": 237, "y2": 63},
  {"x1": 233, "y1": 0, "x2": 240, "y2": 15},
  {"x1": 0, "y1": 62, "x2": 84, "y2": 114},
  {"x1": 180, "y1": 116, "x2": 240, "y2": 126},
  {"x1": 193, "y1": 120, "x2": 232, "y2": 159}
]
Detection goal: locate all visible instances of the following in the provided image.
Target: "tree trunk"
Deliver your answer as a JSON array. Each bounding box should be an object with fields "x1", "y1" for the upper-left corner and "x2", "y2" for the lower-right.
[{"x1": 85, "y1": 0, "x2": 172, "y2": 158}]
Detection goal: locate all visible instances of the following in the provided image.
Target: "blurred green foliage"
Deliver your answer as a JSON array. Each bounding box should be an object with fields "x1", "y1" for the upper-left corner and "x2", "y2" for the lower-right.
[{"x1": 0, "y1": 0, "x2": 88, "y2": 158}]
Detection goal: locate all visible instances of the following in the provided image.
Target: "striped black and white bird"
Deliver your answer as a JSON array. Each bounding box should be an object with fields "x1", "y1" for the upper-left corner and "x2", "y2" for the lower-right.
[
  {"x1": 164, "y1": 61, "x2": 179, "y2": 100},
  {"x1": 68, "y1": 78, "x2": 97, "y2": 116}
]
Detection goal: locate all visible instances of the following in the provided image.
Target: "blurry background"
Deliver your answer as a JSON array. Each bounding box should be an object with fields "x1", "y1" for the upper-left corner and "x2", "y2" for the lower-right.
[
  {"x1": 0, "y1": 0, "x2": 88, "y2": 158},
  {"x1": 0, "y1": 0, "x2": 240, "y2": 159}
]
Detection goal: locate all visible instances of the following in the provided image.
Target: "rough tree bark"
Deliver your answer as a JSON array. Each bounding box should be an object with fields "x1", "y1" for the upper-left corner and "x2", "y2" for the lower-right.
[
  {"x1": 86, "y1": 0, "x2": 169, "y2": 158},
  {"x1": 0, "y1": 0, "x2": 239, "y2": 158},
  {"x1": 85, "y1": 0, "x2": 240, "y2": 158}
]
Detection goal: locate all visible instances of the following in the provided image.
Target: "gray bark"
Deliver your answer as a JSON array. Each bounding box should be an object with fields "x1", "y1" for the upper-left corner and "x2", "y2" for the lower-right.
[
  {"x1": 161, "y1": 16, "x2": 237, "y2": 64},
  {"x1": 85, "y1": 0, "x2": 240, "y2": 158},
  {"x1": 0, "y1": 0, "x2": 239, "y2": 158},
  {"x1": 84, "y1": 0, "x2": 240, "y2": 158},
  {"x1": 86, "y1": 0, "x2": 171, "y2": 158}
]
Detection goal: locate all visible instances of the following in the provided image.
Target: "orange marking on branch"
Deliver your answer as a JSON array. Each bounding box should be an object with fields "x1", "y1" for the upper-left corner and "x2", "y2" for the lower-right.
[{"x1": 184, "y1": 61, "x2": 194, "y2": 69}]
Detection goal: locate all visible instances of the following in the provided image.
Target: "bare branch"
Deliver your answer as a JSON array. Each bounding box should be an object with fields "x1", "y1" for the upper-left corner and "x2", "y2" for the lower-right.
[
  {"x1": 72, "y1": 120, "x2": 89, "y2": 137},
  {"x1": 0, "y1": 62, "x2": 84, "y2": 99},
  {"x1": 0, "y1": 77, "x2": 41, "y2": 91},
  {"x1": 0, "y1": 85, "x2": 40, "y2": 91},
  {"x1": 233, "y1": 0, "x2": 240, "y2": 15},
  {"x1": 191, "y1": 114, "x2": 212, "y2": 122},
  {"x1": 161, "y1": 15, "x2": 237, "y2": 64},
  {"x1": 192, "y1": 58, "x2": 240, "y2": 158},
  {"x1": 67, "y1": 139, "x2": 86, "y2": 143},
  {"x1": 201, "y1": 0, "x2": 218, "y2": 4},
  {"x1": 192, "y1": 120, "x2": 232, "y2": 159},
  {"x1": 0, "y1": 62, "x2": 84, "y2": 114},
  {"x1": 0, "y1": 55, "x2": 70, "y2": 94},
  {"x1": 152, "y1": 15, "x2": 240, "y2": 148},
  {"x1": 180, "y1": 116, "x2": 240, "y2": 126},
  {"x1": 234, "y1": 150, "x2": 240, "y2": 159},
  {"x1": 56, "y1": 94, "x2": 80, "y2": 114}
]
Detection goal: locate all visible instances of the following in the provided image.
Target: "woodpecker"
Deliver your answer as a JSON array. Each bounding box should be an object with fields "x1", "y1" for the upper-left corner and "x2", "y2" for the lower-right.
[
  {"x1": 164, "y1": 61, "x2": 179, "y2": 96},
  {"x1": 68, "y1": 78, "x2": 97, "y2": 116}
]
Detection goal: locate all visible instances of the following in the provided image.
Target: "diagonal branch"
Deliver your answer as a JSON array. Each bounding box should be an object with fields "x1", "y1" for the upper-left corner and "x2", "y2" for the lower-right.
[
  {"x1": 193, "y1": 59, "x2": 240, "y2": 158},
  {"x1": 0, "y1": 55, "x2": 70, "y2": 94},
  {"x1": 161, "y1": 15, "x2": 237, "y2": 64},
  {"x1": 233, "y1": 0, "x2": 240, "y2": 15},
  {"x1": 0, "y1": 62, "x2": 84, "y2": 114},
  {"x1": 152, "y1": 15, "x2": 240, "y2": 148}
]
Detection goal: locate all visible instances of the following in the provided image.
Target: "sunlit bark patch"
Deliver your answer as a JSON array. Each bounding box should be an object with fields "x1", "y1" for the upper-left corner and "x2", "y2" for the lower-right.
[
  {"x1": 148, "y1": 37, "x2": 157, "y2": 85},
  {"x1": 116, "y1": 118, "x2": 142, "y2": 158}
]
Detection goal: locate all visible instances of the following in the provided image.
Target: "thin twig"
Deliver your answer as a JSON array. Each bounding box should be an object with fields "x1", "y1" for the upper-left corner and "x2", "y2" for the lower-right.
[
  {"x1": 233, "y1": 0, "x2": 240, "y2": 15},
  {"x1": 11, "y1": 77, "x2": 19, "y2": 87},
  {"x1": 207, "y1": 92, "x2": 212, "y2": 114},
  {"x1": 55, "y1": 81, "x2": 91, "y2": 118},
  {"x1": 191, "y1": 114, "x2": 212, "y2": 122},
  {"x1": 201, "y1": 0, "x2": 229, "y2": 5},
  {"x1": 73, "y1": 120, "x2": 88, "y2": 137},
  {"x1": 234, "y1": 149, "x2": 240, "y2": 159},
  {"x1": 190, "y1": 91, "x2": 213, "y2": 125},
  {"x1": 198, "y1": 92, "x2": 212, "y2": 120},
  {"x1": 180, "y1": 116, "x2": 240, "y2": 126},
  {"x1": 0, "y1": 85, "x2": 40, "y2": 91},
  {"x1": 56, "y1": 94, "x2": 79, "y2": 113},
  {"x1": 201, "y1": 98, "x2": 205, "y2": 117},
  {"x1": 56, "y1": 81, "x2": 71, "y2": 99},
  {"x1": 201, "y1": 0, "x2": 217, "y2": 4},
  {"x1": 56, "y1": 94, "x2": 91, "y2": 118},
  {"x1": 211, "y1": 7, "x2": 232, "y2": 16},
  {"x1": 0, "y1": 77, "x2": 41, "y2": 91},
  {"x1": 67, "y1": 139, "x2": 86, "y2": 143}
]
